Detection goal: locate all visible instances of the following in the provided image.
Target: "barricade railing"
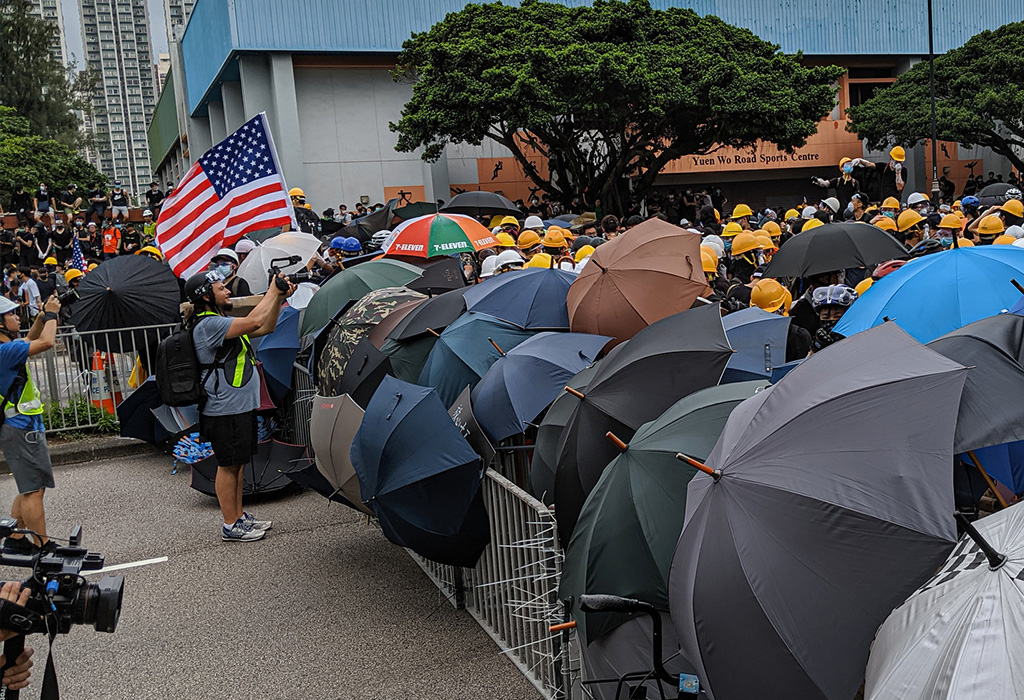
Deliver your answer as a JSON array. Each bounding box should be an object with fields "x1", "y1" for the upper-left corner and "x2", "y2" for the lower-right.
[{"x1": 27, "y1": 323, "x2": 177, "y2": 432}]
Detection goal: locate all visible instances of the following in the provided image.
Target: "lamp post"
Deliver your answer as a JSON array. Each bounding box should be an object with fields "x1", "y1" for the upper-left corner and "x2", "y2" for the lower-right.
[{"x1": 928, "y1": 0, "x2": 940, "y2": 201}]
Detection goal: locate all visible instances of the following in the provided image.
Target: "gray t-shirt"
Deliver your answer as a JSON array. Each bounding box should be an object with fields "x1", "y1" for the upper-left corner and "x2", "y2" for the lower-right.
[{"x1": 192, "y1": 314, "x2": 260, "y2": 416}]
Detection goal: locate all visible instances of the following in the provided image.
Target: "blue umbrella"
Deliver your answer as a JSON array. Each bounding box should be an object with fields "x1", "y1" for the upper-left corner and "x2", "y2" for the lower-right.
[
  {"x1": 418, "y1": 312, "x2": 538, "y2": 407},
  {"x1": 463, "y1": 268, "x2": 575, "y2": 329},
  {"x1": 770, "y1": 358, "x2": 804, "y2": 383},
  {"x1": 471, "y1": 331, "x2": 610, "y2": 443},
  {"x1": 1010, "y1": 296, "x2": 1024, "y2": 315},
  {"x1": 834, "y1": 247, "x2": 1024, "y2": 343},
  {"x1": 721, "y1": 307, "x2": 789, "y2": 382},
  {"x1": 255, "y1": 305, "x2": 301, "y2": 403},
  {"x1": 966, "y1": 440, "x2": 1024, "y2": 495},
  {"x1": 351, "y1": 376, "x2": 489, "y2": 567}
]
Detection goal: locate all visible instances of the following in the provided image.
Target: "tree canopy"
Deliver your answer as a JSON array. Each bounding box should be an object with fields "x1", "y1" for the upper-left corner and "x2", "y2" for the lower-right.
[
  {"x1": 0, "y1": 0, "x2": 96, "y2": 146},
  {"x1": 391, "y1": 0, "x2": 842, "y2": 213},
  {"x1": 848, "y1": 21, "x2": 1024, "y2": 174},
  {"x1": 1, "y1": 107, "x2": 107, "y2": 206}
]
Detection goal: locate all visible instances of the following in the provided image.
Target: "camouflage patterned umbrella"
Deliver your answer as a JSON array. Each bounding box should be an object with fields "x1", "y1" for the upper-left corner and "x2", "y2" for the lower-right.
[{"x1": 316, "y1": 286, "x2": 426, "y2": 395}]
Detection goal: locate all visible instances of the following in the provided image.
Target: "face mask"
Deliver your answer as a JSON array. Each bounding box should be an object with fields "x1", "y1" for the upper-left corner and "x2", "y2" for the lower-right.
[
  {"x1": 939, "y1": 237, "x2": 953, "y2": 248},
  {"x1": 884, "y1": 210, "x2": 897, "y2": 219},
  {"x1": 213, "y1": 264, "x2": 232, "y2": 278},
  {"x1": 842, "y1": 165, "x2": 853, "y2": 174},
  {"x1": 819, "y1": 318, "x2": 838, "y2": 333},
  {"x1": 723, "y1": 239, "x2": 732, "y2": 253},
  {"x1": 44, "y1": 265, "x2": 55, "y2": 273}
]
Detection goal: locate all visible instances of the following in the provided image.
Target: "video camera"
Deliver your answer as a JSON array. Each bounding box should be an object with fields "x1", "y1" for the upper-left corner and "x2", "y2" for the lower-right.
[
  {"x1": 0, "y1": 518, "x2": 123, "y2": 698},
  {"x1": 268, "y1": 256, "x2": 312, "y2": 292}
]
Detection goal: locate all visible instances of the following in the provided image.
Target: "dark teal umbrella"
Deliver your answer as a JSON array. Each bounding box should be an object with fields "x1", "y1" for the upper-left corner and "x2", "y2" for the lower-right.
[
  {"x1": 417, "y1": 311, "x2": 539, "y2": 407},
  {"x1": 560, "y1": 381, "x2": 768, "y2": 644},
  {"x1": 380, "y1": 335, "x2": 436, "y2": 383}
]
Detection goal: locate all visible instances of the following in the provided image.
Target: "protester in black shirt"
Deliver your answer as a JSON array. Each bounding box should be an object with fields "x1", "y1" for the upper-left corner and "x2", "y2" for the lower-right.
[
  {"x1": 35, "y1": 264, "x2": 57, "y2": 302},
  {"x1": 9, "y1": 185, "x2": 32, "y2": 226},
  {"x1": 144, "y1": 182, "x2": 165, "y2": 213},
  {"x1": 50, "y1": 221, "x2": 73, "y2": 264},
  {"x1": 109, "y1": 182, "x2": 130, "y2": 223},
  {"x1": 33, "y1": 183, "x2": 55, "y2": 228},
  {"x1": 85, "y1": 184, "x2": 108, "y2": 224},
  {"x1": 16, "y1": 226, "x2": 35, "y2": 268},
  {"x1": 79, "y1": 222, "x2": 97, "y2": 258},
  {"x1": 0, "y1": 229, "x2": 15, "y2": 268},
  {"x1": 59, "y1": 184, "x2": 82, "y2": 216},
  {"x1": 120, "y1": 225, "x2": 141, "y2": 255},
  {"x1": 34, "y1": 223, "x2": 51, "y2": 264}
]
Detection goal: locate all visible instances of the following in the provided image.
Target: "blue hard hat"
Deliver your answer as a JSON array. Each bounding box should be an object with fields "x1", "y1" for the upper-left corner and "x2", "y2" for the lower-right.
[
  {"x1": 341, "y1": 237, "x2": 363, "y2": 253},
  {"x1": 329, "y1": 236, "x2": 347, "y2": 249},
  {"x1": 960, "y1": 195, "x2": 980, "y2": 208}
]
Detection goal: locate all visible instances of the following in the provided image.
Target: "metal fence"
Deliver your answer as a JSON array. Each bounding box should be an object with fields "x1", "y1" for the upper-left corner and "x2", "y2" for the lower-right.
[{"x1": 28, "y1": 324, "x2": 177, "y2": 432}]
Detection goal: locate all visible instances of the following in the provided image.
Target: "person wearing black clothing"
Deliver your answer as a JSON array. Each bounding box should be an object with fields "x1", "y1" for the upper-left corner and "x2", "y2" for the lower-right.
[
  {"x1": 79, "y1": 222, "x2": 97, "y2": 258},
  {"x1": 33, "y1": 183, "x2": 55, "y2": 228},
  {"x1": 813, "y1": 158, "x2": 859, "y2": 212},
  {"x1": 16, "y1": 226, "x2": 35, "y2": 268},
  {"x1": 50, "y1": 222, "x2": 72, "y2": 264},
  {"x1": 120, "y1": 225, "x2": 141, "y2": 255},
  {"x1": 35, "y1": 266, "x2": 57, "y2": 302},
  {"x1": 85, "y1": 185, "x2": 107, "y2": 223},
  {"x1": 59, "y1": 185, "x2": 82, "y2": 216},
  {"x1": 144, "y1": 183, "x2": 165, "y2": 214},
  {"x1": 109, "y1": 182, "x2": 130, "y2": 223},
  {"x1": 34, "y1": 224, "x2": 51, "y2": 264},
  {"x1": 850, "y1": 193, "x2": 874, "y2": 223},
  {"x1": 0, "y1": 229, "x2": 15, "y2": 267},
  {"x1": 9, "y1": 185, "x2": 32, "y2": 226}
]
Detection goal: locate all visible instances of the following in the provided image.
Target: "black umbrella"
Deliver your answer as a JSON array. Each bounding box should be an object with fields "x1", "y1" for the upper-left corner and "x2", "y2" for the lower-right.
[
  {"x1": 928, "y1": 312, "x2": 1024, "y2": 453},
  {"x1": 70, "y1": 256, "x2": 181, "y2": 351},
  {"x1": 340, "y1": 206, "x2": 394, "y2": 243},
  {"x1": 448, "y1": 385, "x2": 496, "y2": 469},
  {"x1": 441, "y1": 190, "x2": 521, "y2": 218},
  {"x1": 387, "y1": 287, "x2": 469, "y2": 342},
  {"x1": 554, "y1": 303, "x2": 732, "y2": 546},
  {"x1": 190, "y1": 440, "x2": 305, "y2": 496},
  {"x1": 117, "y1": 379, "x2": 163, "y2": 445},
  {"x1": 762, "y1": 221, "x2": 908, "y2": 279},
  {"x1": 281, "y1": 461, "x2": 351, "y2": 504},
  {"x1": 338, "y1": 338, "x2": 393, "y2": 410},
  {"x1": 977, "y1": 182, "x2": 1014, "y2": 207},
  {"x1": 393, "y1": 201, "x2": 440, "y2": 220},
  {"x1": 405, "y1": 256, "x2": 467, "y2": 295}
]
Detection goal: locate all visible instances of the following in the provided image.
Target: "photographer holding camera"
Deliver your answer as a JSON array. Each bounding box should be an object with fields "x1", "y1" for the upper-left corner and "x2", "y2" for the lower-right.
[
  {"x1": 183, "y1": 269, "x2": 293, "y2": 542},
  {"x1": 0, "y1": 582, "x2": 35, "y2": 691},
  {"x1": 0, "y1": 293, "x2": 59, "y2": 554}
]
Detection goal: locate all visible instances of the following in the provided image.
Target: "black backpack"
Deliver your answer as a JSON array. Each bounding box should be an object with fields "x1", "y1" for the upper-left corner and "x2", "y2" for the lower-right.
[{"x1": 155, "y1": 319, "x2": 232, "y2": 407}]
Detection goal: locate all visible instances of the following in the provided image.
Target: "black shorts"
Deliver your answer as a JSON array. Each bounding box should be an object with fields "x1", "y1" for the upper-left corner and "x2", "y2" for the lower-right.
[{"x1": 201, "y1": 411, "x2": 257, "y2": 467}]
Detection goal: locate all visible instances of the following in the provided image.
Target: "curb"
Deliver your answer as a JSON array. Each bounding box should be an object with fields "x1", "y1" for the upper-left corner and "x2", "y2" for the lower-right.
[{"x1": 0, "y1": 435, "x2": 163, "y2": 475}]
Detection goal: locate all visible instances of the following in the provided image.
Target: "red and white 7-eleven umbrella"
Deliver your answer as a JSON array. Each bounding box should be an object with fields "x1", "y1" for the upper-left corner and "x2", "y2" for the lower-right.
[{"x1": 381, "y1": 213, "x2": 499, "y2": 259}]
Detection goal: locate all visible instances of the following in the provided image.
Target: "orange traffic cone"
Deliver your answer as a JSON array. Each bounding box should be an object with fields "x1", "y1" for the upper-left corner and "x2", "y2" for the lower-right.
[{"x1": 90, "y1": 351, "x2": 122, "y2": 414}]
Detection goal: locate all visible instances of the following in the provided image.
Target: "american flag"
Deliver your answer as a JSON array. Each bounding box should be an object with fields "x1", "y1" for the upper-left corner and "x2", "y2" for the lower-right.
[
  {"x1": 155, "y1": 113, "x2": 297, "y2": 278},
  {"x1": 70, "y1": 235, "x2": 88, "y2": 272}
]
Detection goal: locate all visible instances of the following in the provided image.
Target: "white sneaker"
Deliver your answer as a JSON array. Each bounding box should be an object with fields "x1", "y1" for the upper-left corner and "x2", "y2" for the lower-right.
[
  {"x1": 243, "y1": 512, "x2": 272, "y2": 531},
  {"x1": 222, "y1": 518, "x2": 266, "y2": 542}
]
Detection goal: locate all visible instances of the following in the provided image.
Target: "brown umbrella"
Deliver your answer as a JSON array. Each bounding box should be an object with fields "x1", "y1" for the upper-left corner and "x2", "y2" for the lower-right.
[
  {"x1": 368, "y1": 298, "x2": 425, "y2": 348},
  {"x1": 309, "y1": 393, "x2": 374, "y2": 516},
  {"x1": 566, "y1": 219, "x2": 706, "y2": 343}
]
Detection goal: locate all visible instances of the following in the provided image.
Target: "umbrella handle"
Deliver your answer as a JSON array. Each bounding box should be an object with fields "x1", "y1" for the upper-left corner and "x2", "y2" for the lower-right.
[
  {"x1": 954, "y1": 512, "x2": 1007, "y2": 570},
  {"x1": 1012, "y1": 278, "x2": 1024, "y2": 296},
  {"x1": 675, "y1": 452, "x2": 721, "y2": 481},
  {"x1": 426, "y1": 328, "x2": 441, "y2": 337},
  {"x1": 605, "y1": 431, "x2": 628, "y2": 451},
  {"x1": 548, "y1": 620, "x2": 576, "y2": 633},
  {"x1": 487, "y1": 337, "x2": 506, "y2": 356},
  {"x1": 564, "y1": 386, "x2": 585, "y2": 400}
]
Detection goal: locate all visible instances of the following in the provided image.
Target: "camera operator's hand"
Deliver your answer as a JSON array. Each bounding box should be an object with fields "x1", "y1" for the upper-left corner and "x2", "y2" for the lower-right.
[
  {"x1": 43, "y1": 294, "x2": 61, "y2": 315},
  {"x1": 273, "y1": 273, "x2": 296, "y2": 299},
  {"x1": 0, "y1": 582, "x2": 30, "y2": 643},
  {"x1": 0, "y1": 582, "x2": 34, "y2": 691}
]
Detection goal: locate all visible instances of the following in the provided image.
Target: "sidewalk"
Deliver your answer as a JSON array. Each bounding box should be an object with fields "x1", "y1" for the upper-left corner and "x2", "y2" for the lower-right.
[{"x1": 0, "y1": 434, "x2": 161, "y2": 474}]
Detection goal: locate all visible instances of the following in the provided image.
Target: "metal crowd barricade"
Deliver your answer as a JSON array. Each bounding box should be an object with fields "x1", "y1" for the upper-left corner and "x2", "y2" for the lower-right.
[
  {"x1": 407, "y1": 467, "x2": 575, "y2": 700},
  {"x1": 26, "y1": 323, "x2": 177, "y2": 432}
]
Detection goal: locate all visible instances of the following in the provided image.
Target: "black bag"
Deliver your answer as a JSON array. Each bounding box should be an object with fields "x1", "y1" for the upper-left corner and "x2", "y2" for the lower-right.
[{"x1": 155, "y1": 325, "x2": 205, "y2": 407}]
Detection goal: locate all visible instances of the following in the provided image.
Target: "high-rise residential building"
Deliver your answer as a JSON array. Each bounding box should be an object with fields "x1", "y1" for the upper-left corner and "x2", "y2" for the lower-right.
[
  {"x1": 29, "y1": 0, "x2": 69, "y2": 65},
  {"x1": 163, "y1": 0, "x2": 194, "y2": 45},
  {"x1": 79, "y1": 0, "x2": 156, "y2": 200},
  {"x1": 155, "y1": 52, "x2": 171, "y2": 92}
]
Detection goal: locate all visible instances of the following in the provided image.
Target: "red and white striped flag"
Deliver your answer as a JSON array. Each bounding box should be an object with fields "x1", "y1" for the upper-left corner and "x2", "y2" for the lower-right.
[{"x1": 156, "y1": 112, "x2": 297, "y2": 278}]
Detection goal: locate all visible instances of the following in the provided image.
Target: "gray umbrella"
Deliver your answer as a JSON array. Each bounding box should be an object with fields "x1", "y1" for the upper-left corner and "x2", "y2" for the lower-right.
[{"x1": 669, "y1": 323, "x2": 968, "y2": 700}]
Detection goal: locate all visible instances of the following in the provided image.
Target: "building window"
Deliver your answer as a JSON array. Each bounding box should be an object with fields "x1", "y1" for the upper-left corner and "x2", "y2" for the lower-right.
[{"x1": 846, "y1": 66, "x2": 897, "y2": 109}]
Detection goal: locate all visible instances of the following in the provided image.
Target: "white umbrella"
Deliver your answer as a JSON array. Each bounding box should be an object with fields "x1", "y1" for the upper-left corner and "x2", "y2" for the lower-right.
[
  {"x1": 237, "y1": 232, "x2": 322, "y2": 294},
  {"x1": 288, "y1": 282, "x2": 319, "y2": 310},
  {"x1": 865, "y1": 505, "x2": 1024, "y2": 700}
]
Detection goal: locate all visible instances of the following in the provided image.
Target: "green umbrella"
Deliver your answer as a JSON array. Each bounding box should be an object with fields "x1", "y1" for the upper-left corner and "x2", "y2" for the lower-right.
[
  {"x1": 380, "y1": 335, "x2": 437, "y2": 384},
  {"x1": 560, "y1": 380, "x2": 768, "y2": 644},
  {"x1": 300, "y1": 259, "x2": 423, "y2": 337}
]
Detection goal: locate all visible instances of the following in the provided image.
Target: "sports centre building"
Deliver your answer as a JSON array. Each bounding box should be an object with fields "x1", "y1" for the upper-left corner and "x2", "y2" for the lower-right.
[{"x1": 148, "y1": 0, "x2": 1024, "y2": 212}]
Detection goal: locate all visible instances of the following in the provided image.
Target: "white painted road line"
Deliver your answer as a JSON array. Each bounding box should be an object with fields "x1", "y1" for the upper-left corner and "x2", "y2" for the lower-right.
[{"x1": 86, "y1": 556, "x2": 169, "y2": 575}]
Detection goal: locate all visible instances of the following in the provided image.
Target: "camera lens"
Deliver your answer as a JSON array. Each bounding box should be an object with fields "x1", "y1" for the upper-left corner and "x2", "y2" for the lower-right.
[{"x1": 76, "y1": 575, "x2": 124, "y2": 632}]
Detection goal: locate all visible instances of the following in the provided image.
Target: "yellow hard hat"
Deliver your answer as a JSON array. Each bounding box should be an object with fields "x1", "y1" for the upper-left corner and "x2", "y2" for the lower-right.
[
  {"x1": 288, "y1": 187, "x2": 305, "y2": 199},
  {"x1": 574, "y1": 245, "x2": 595, "y2": 263},
  {"x1": 517, "y1": 230, "x2": 541, "y2": 250},
  {"x1": 854, "y1": 277, "x2": 874, "y2": 296},
  {"x1": 762, "y1": 220, "x2": 782, "y2": 238},
  {"x1": 874, "y1": 217, "x2": 897, "y2": 232},
  {"x1": 784, "y1": 209, "x2": 800, "y2": 221},
  {"x1": 731, "y1": 203, "x2": 753, "y2": 219},
  {"x1": 889, "y1": 145, "x2": 906, "y2": 162},
  {"x1": 64, "y1": 268, "x2": 83, "y2": 282},
  {"x1": 88, "y1": 263, "x2": 98, "y2": 271},
  {"x1": 722, "y1": 221, "x2": 743, "y2": 237},
  {"x1": 897, "y1": 209, "x2": 925, "y2": 232},
  {"x1": 700, "y1": 246, "x2": 718, "y2": 273},
  {"x1": 1000, "y1": 199, "x2": 1024, "y2": 219},
  {"x1": 839, "y1": 157, "x2": 852, "y2": 167},
  {"x1": 750, "y1": 279, "x2": 791, "y2": 315},
  {"x1": 135, "y1": 245, "x2": 164, "y2": 259},
  {"x1": 952, "y1": 200, "x2": 962, "y2": 210},
  {"x1": 43, "y1": 257, "x2": 58, "y2": 266},
  {"x1": 938, "y1": 214, "x2": 962, "y2": 231},
  {"x1": 525, "y1": 252, "x2": 553, "y2": 269},
  {"x1": 952, "y1": 237, "x2": 974, "y2": 248},
  {"x1": 495, "y1": 232, "x2": 516, "y2": 248},
  {"x1": 994, "y1": 234, "x2": 1017, "y2": 245},
  {"x1": 977, "y1": 214, "x2": 1006, "y2": 236},
  {"x1": 713, "y1": 209, "x2": 721, "y2": 223},
  {"x1": 881, "y1": 197, "x2": 901, "y2": 210},
  {"x1": 542, "y1": 229, "x2": 567, "y2": 248},
  {"x1": 500, "y1": 215, "x2": 521, "y2": 229},
  {"x1": 802, "y1": 218, "x2": 824, "y2": 232},
  {"x1": 755, "y1": 233, "x2": 777, "y2": 251},
  {"x1": 730, "y1": 231, "x2": 760, "y2": 256}
]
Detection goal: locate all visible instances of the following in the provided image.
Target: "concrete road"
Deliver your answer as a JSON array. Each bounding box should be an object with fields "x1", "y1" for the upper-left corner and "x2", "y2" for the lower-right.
[{"x1": 0, "y1": 453, "x2": 541, "y2": 700}]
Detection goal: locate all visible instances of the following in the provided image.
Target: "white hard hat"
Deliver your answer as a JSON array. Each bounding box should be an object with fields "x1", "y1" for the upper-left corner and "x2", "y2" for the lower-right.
[
  {"x1": 143, "y1": 209, "x2": 153, "y2": 216},
  {"x1": 822, "y1": 197, "x2": 841, "y2": 214},
  {"x1": 702, "y1": 234, "x2": 725, "y2": 259},
  {"x1": 0, "y1": 297, "x2": 18, "y2": 316},
  {"x1": 235, "y1": 239, "x2": 256, "y2": 254},
  {"x1": 801, "y1": 206, "x2": 818, "y2": 219},
  {"x1": 523, "y1": 215, "x2": 544, "y2": 230},
  {"x1": 479, "y1": 255, "x2": 500, "y2": 278},
  {"x1": 491, "y1": 226, "x2": 503, "y2": 236},
  {"x1": 1006, "y1": 224, "x2": 1024, "y2": 240},
  {"x1": 211, "y1": 247, "x2": 239, "y2": 264},
  {"x1": 906, "y1": 192, "x2": 928, "y2": 206},
  {"x1": 1012, "y1": 237, "x2": 1024, "y2": 249},
  {"x1": 495, "y1": 249, "x2": 525, "y2": 271}
]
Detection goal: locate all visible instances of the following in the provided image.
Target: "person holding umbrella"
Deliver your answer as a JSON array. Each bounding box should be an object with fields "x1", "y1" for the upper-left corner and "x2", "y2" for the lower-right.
[
  {"x1": 184, "y1": 268, "x2": 295, "y2": 542},
  {"x1": 0, "y1": 292, "x2": 61, "y2": 553}
]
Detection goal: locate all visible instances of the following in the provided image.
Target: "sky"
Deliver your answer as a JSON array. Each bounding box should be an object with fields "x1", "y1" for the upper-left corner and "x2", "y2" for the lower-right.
[{"x1": 61, "y1": 0, "x2": 170, "y2": 69}]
